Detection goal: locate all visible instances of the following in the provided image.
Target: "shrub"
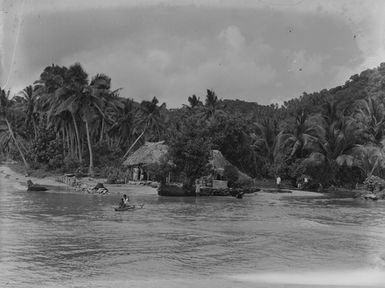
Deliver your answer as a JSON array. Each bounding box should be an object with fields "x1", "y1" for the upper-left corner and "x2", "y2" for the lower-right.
[
  {"x1": 92, "y1": 141, "x2": 122, "y2": 168},
  {"x1": 363, "y1": 175, "x2": 385, "y2": 192},
  {"x1": 101, "y1": 166, "x2": 127, "y2": 184},
  {"x1": 63, "y1": 156, "x2": 81, "y2": 172},
  {"x1": 31, "y1": 127, "x2": 63, "y2": 167}
]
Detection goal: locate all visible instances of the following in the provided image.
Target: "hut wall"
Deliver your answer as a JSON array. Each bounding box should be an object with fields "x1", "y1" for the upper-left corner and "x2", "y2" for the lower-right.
[{"x1": 212, "y1": 180, "x2": 228, "y2": 189}]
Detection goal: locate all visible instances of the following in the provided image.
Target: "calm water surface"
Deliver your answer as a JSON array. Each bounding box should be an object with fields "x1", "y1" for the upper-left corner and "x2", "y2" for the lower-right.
[{"x1": 1, "y1": 172, "x2": 385, "y2": 287}]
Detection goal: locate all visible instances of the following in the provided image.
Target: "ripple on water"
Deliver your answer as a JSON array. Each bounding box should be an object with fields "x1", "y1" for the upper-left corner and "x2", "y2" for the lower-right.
[{"x1": 2, "y1": 178, "x2": 385, "y2": 287}]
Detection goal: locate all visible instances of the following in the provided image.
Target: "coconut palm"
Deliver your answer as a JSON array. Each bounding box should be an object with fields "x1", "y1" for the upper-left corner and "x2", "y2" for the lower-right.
[
  {"x1": 205, "y1": 89, "x2": 219, "y2": 116},
  {"x1": 122, "y1": 97, "x2": 166, "y2": 159},
  {"x1": 108, "y1": 98, "x2": 135, "y2": 148},
  {"x1": 350, "y1": 144, "x2": 385, "y2": 177},
  {"x1": 53, "y1": 64, "x2": 107, "y2": 176},
  {"x1": 89, "y1": 73, "x2": 122, "y2": 144},
  {"x1": 355, "y1": 96, "x2": 385, "y2": 144},
  {"x1": 187, "y1": 94, "x2": 202, "y2": 109},
  {"x1": 0, "y1": 88, "x2": 30, "y2": 170},
  {"x1": 50, "y1": 63, "x2": 88, "y2": 163},
  {"x1": 14, "y1": 85, "x2": 39, "y2": 140},
  {"x1": 251, "y1": 118, "x2": 280, "y2": 165},
  {"x1": 277, "y1": 109, "x2": 323, "y2": 159},
  {"x1": 303, "y1": 115, "x2": 362, "y2": 184}
]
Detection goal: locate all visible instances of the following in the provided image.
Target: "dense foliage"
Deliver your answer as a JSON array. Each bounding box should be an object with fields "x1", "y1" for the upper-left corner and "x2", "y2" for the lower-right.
[{"x1": 2, "y1": 62, "x2": 385, "y2": 188}]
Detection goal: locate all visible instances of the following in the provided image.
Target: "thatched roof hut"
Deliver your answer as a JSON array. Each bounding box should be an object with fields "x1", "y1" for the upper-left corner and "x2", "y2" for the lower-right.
[
  {"x1": 123, "y1": 143, "x2": 251, "y2": 182},
  {"x1": 210, "y1": 150, "x2": 251, "y2": 182},
  {"x1": 123, "y1": 141, "x2": 168, "y2": 167}
]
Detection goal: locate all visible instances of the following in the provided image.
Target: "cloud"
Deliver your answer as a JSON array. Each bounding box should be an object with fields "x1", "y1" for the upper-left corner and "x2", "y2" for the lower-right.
[
  {"x1": 219, "y1": 25, "x2": 245, "y2": 52},
  {"x1": 2, "y1": 1, "x2": 383, "y2": 106},
  {"x1": 288, "y1": 50, "x2": 324, "y2": 77},
  {"x1": 56, "y1": 24, "x2": 276, "y2": 106},
  {"x1": 0, "y1": 12, "x2": 4, "y2": 86}
]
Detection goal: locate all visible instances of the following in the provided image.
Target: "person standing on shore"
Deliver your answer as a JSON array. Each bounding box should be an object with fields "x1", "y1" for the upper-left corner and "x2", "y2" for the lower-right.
[{"x1": 276, "y1": 176, "x2": 281, "y2": 189}]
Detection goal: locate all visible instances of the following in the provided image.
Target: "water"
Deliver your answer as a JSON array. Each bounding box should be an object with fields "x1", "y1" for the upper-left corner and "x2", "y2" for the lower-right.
[{"x1": 1, "y1": 171, "x2": 385, "y2": 287}]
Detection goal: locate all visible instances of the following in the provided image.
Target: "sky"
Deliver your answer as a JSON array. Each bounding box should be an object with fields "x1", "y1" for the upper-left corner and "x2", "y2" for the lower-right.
[{"x1": 1, "y1": 0, "x2": 385, "y2": 107}]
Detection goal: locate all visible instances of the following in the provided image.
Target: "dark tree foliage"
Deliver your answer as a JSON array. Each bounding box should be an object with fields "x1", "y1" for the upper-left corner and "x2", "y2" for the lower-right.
[
  {"x1": 31, "y1": 127, "x2": 64, "y2": 168},
  {"x1": 223, "y1": 165, "x2": 239, "y2": 187},
  {"x1": 4, "y1": 61, "x2": 385, "y2": 188},
  {"x1": 168, "y1": 116, "x2": 212, "y2": 188}
]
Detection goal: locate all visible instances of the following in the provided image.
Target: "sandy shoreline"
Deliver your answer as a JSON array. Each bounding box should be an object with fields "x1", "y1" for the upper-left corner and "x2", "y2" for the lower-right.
[
  {"x1": 0, "y1": 163, "x2": 334, "y2": 198},
  {"x1": 0, "y1": 165, "x2": 68, "y2": 189},
  {"x1": 0, "y1": 164, "x2": 158, "y2": 195}
]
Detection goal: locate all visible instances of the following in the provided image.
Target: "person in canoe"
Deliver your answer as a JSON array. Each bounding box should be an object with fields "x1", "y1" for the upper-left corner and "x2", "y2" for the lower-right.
[
  {"x1": 119, "y1": 197, "x2": 125, "y2": 208},
  {"x1": 123, "y1": 194, "x2": 130, "y2": 206},
  {"x1": 119, "y1": 194, "x2": 130, "y2": 208}
]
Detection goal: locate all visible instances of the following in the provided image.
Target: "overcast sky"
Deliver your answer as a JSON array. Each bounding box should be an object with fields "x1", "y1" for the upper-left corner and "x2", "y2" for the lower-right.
[{"x1": 1, "y1": 0, "x2": 385, "y2": 107}]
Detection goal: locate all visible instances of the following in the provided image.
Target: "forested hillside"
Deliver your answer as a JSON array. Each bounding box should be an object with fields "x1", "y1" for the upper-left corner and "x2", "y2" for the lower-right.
[{"x1": 2, "y1": 62, "x2": 385, "y2": 188}]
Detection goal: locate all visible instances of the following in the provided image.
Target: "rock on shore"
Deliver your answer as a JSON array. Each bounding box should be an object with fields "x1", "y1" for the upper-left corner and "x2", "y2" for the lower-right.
[{"x1": 354, "y1": 190, "x2": 385, "y2": 201}]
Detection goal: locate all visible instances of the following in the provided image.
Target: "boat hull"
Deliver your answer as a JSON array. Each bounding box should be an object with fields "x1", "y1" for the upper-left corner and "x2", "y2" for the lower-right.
[
  {"x1": 114, "y1": 204, "x2": 144, "y2": 211},
  {"x1": 157, "y1": 184, "x2": 195, "y2": 197}
]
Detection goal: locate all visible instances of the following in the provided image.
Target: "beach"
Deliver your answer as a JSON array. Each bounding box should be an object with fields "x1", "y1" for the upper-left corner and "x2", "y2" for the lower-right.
[{"x1": 0, "y1": 164, "x2": 157, "y2": 196}]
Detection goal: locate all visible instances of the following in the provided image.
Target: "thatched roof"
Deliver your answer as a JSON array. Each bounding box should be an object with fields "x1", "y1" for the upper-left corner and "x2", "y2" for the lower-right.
[
  {"x1": 123, "y1": 143, "x2": 251, "y2": 181},
  {"x1": 210, "y1": 150, "x2": 251, "y2": 181},
  {"x1": 123, "y1": 141, "x2": 168, "y2": 167}
]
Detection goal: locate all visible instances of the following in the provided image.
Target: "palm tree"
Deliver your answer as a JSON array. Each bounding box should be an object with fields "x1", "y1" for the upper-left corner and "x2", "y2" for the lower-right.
[
  {"x1": 53, "y1": 63, "x2": 106, "y2": 176},
  {"x1": 15, "y1": 85, "x2": 39, "y2": 140},
  {"x1": 187, "y1": 94, "x2": 202, "y2": 109},
  {"x1": 303, "y1": 115, "x2": 362, "y2": 184},
  {"x1": 89, "y1": 73, "x2": 122, "y2": 144},
  {"x1": 350, "y1": 144, "x2": 385, "y2": 178},
  {"x1": 108, "y1": 98, "x2": 135, "y2": 149},
  {"x1": 277, "y1": 109, "x2": 323, "y2": 159},
  {"x1": 0, "y1": 88, "x2": 30, "y2": 170},
  {"x1": 349, "y1": 96, "x2": 385, "y2": 177},
  {"x1": 202, "y1": 89, "x2": 224, "y2": 120},
  {"x1": 122, "y1": 97, "x2": 166, "y2": 159},
  {"x1": 50, "y1": 63, "x2": 88, "y2": 163},
  {"x1": 251, "y1": 118, "x2": 279, "y2": 166},
  {"x1": 355, "y1": 96, "x2": 385, "y2": 144}
]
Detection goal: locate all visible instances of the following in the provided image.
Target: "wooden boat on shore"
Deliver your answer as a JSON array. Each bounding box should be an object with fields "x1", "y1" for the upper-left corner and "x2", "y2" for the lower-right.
[
  {"x1": 157, "y1": 183, "x2": 195, "y2": 197},
  {"x1": 27, "y1": 180, "x2": 48, "y2": 191}
]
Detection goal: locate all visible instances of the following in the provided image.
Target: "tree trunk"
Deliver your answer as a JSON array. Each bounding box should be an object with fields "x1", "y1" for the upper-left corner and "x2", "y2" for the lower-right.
[
  {"x1": 122, "y1": 129, "x2": 146, "y2": 160},
  {"x1": 62, "y1": 127, "x2": 66, "y2": 156},
  {"x1": 32, "y1": 118, "x2": 38, "y2": 140},
  {"x1": 289, "y1": 140, "x2": 301, "y2": 159},
  {"x1": 99, "y1": 118, "x2": 104, "y2": 143},
  {"x1": 65, "y1": 126, "x2": 72, "y2": 157},
  {"x1": 6, "y1": 119, "x2": 30, "y2": 171},
  {"x1": 71, "y1": 112, "x2": 83, "y2": 162},
  {"x1": 369, "y1": 157, "x2": 379, "y2": 177},
  {"x1": 85, "y1": 120, "x2": 94, "y2": 177}
]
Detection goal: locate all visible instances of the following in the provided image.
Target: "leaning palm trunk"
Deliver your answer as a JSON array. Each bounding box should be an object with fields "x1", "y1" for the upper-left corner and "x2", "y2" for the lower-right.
[
  {"x1": 85, "y1": 120, "x2": 94, "y2": 177},
  {"x1": 289, "y1": 140, "x2": 302, "y2": 159},
  {"x1": 122, "y1": 129, "x2": 146, "y2": 160},
  {"x1": 71, "y1": 112, "x2": 83, "y2": 162},
  {"x1": 5, "y1": 119, "x2": 30, "y2": 171},
  {"x1": 369, "y1": 157, "x2": 379, "y2": 177}
]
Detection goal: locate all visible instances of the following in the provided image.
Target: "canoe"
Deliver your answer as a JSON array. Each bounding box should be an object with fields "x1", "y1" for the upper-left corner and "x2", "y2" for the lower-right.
[
  {"x1": 114, "y1": 204, "x2": 144, "y2": 211},
  {"x1": 27, "y1": 180, "x2": 48, "y2": 191}
]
